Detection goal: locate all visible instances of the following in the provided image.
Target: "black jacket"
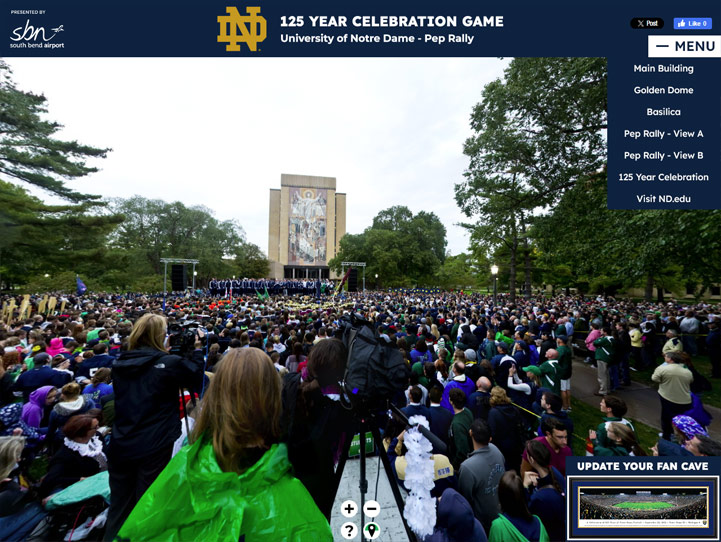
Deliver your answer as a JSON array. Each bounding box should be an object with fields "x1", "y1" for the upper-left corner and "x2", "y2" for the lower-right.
[
  {"x1": 487, "y1": 403, "x2": 525, "y2": 471},
  {"x1": 280, "y1": 372, "x2": 357, "y2": 519},
  {"x1": 40, "y1": 446, "x2": 102, "y2": 497},
  {"x1": 109, "y1": 348, "x2": 203, "y2": 461}
]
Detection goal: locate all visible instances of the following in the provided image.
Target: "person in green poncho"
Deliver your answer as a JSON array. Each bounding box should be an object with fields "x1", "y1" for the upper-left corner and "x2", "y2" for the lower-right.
[
  {"x1": 116, "y1": 348, "x2": 332, "y2": 542},
  {"x1": 488, "y1": 471, "x2": 549, "y2": 542}
]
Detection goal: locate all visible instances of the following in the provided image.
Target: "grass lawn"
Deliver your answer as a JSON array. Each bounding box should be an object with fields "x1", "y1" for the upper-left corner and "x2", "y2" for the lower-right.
[
  {"x1": 614, "y1": 502, "x2": 674, "y2": 510},
  {"x1": 569, "y1": 396, "x2": 659, "y2": 456},
  {"x1": 629, "y1": 354, "x2": 721, "y2": 409}
]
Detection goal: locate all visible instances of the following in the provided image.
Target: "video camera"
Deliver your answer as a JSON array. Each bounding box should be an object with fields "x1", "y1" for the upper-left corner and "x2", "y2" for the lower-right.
[{"x1": 167, "y1": 321, "x2": 205, "y2": 357}]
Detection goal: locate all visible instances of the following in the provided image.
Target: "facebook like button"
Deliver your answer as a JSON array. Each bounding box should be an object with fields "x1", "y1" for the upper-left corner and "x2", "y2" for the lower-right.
[{"x1": 674, "y1": 18, "x2": 712, "y2": 30}]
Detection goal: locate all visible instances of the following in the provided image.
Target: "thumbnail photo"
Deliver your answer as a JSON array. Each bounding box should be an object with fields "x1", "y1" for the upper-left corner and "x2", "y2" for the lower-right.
[{"x1": 569, "y1": 477, "x2": 718, "y2": 541}]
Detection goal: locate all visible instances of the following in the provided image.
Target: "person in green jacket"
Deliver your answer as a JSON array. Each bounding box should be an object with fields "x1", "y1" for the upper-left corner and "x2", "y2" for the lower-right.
[
  {"x1": 533, "y1": 349, "x2": 562, "y2": 396},
  {"x1": 117, "y1": 348, "x2": 332, "y2": 542},
  {"x1": 448, "y1": 388, "x2": 474, "y2": 470},
  {"x1": 594, "y1": 395, "x2": 635, "y2": 448},
  {"x1": 489, "y1": 471, "x2": 549, "y2": 542},
  {"x1": 593, "y1": 327, "x2": 615, "y2": 397}
]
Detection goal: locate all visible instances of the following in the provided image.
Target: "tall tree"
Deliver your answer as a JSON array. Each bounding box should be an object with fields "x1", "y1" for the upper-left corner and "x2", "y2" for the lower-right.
[
  {"x1": 0, "y1": 61, "x2": 110, "y2": 202},
  {"x1": 489, "y1": 57, "x2": 608, "y2": 201},
  {"x1": 533, "y1": 172, "x2": 721, "y2": 300},
  {"x1": 109, "y1": 196, "x2": 268, "y2": 288},
  {"x1": 0, "y1": 180, "x2": 122, "y2": 289},
  {"x1": 233, "y1": 240, "x2": 270, "y2": 279},
  {"x1": 329, "y1": 206, "x2": 447, "y2": 288},
  {"x1": 457, "y1": 58, "x2": 608, "y2": 299}
]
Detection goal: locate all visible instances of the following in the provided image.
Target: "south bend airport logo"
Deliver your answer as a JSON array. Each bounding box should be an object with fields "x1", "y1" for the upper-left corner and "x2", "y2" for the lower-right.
[
  {"x1": 9, "y1": 11, "x2": 65, "y2": 49},
  {"x1": 217, "y1": 6, "x2": 266, "y2": 52}
]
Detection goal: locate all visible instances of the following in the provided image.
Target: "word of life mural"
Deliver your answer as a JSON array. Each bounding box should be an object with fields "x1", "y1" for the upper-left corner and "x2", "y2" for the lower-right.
[{"x1": 288, "y1": 187, "x2": 327, "y2": 266}]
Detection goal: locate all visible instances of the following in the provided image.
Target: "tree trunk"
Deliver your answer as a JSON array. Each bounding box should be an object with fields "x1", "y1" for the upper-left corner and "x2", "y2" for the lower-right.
[
  {"x1": 656, "y1": 282, "x2": 665, "y2": 303},
  {"x1": 524, "y1": 240, "x2": 532, "y2": 299},
  {"x1": 645, "y1": 274, "x2": 654, "y2": 301},
  {"x1": 509, "y1": 239, "x2": 517, "y2": 303}
]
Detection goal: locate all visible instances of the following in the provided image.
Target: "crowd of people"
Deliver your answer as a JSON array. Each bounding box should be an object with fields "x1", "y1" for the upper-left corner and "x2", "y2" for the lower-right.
[
  {"x1": 208, "y1": 277, "x2": 334, "y2": 297},
  {"x1": 0, "y1": 287, "x2": 720, "y2": 541}
]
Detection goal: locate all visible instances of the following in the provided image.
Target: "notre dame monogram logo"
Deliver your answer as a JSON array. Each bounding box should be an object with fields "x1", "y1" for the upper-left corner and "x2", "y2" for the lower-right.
[{"x1": 217, "y1": 6, "x2": 267, "y2": 52}]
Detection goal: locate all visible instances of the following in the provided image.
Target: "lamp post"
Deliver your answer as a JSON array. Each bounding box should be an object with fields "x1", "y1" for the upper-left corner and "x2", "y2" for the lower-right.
[
  {"x1": 193, "y1": 270, "x2": 197, "y2": 291},
  {"x1": 375, "y1": 273, "x2": 379, "y2": 289},
  {"x1": 491, "y1": 265, "x2": 499, "y2": 307}
]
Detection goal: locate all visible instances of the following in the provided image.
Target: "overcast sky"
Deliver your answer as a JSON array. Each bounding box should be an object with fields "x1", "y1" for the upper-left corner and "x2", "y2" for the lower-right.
[{"x1": 7, "y1": 57, "x2": 509, "y2": 257}]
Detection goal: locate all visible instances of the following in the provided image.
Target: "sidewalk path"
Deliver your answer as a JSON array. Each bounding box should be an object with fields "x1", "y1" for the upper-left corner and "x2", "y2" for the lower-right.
[{"x1": 570, "y1": 357, "x2": 721, "y2": 441}]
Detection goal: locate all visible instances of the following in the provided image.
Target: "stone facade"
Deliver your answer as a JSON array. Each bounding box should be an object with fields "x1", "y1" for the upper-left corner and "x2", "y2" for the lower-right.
[{"x1": 268, "y1": 174, "x2": 346, "y2": 279}]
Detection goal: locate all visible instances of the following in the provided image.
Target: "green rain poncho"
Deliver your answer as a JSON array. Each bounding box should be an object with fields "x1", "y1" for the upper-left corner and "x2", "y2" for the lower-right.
[
  {"x1": 488, "y1": 514, "x2": 549, "y2": 542},
  {"x1": 117, "y1": 439, "x2": 332, "y2": 541}
]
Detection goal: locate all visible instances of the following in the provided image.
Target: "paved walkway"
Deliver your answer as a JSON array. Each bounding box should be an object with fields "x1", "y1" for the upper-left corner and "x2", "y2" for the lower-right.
[{"x1": 570, "y1": 356, "x2": 721, "y2": 441}]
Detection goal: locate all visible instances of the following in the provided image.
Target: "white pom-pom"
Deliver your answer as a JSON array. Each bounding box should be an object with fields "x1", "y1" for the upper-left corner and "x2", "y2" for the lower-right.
[{"x1": 402, "y1": 421, "x2": 436, "y2": 538}]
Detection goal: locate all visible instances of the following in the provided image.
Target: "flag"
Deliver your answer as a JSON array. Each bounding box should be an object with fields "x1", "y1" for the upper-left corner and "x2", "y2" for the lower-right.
[
  {"x1": 336, "y1": 267, "x2": 352, "y2": 295},
  {"x1": 76, "y1": 277, "x2": 87, "y2": 296}
]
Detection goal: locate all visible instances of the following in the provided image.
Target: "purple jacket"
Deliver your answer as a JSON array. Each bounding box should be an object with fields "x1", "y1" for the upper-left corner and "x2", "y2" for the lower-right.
[
  {"x1": 21, "y1": 385, "x2": 54, "y2": 428},
  {"x1": 440, "y1": 375, "x2": 476, "y2": 413}
]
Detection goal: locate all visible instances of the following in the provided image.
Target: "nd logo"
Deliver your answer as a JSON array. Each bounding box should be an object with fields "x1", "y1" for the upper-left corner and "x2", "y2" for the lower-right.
[{"x1": 217, "y1": 6, "x2": 266, "y2": 52}]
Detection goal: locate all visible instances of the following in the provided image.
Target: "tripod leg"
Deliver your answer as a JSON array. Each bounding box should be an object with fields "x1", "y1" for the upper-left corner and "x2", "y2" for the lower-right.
[
  {"x1": 359, "y1": 422, "x2": 367, "y2": 537},
  {"x1": 370, "y1": 425, "x2": 418, "y2": 542},
  {"x1": 331, "y1": 428, "x2": 355, "y2": 508}
]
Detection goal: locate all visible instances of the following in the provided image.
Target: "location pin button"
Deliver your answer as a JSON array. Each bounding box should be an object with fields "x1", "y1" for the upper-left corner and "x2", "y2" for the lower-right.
[{"x1": 364, "y1": 522, "x2": 380, "y2": 540}]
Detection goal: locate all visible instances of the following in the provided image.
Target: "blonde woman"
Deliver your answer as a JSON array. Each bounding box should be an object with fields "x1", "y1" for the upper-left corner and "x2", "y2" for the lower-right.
[
  {"x1": 46, "y1": 381, "x2": 94, "y2": 443},
  {"x1": 0, "y1": 436, "x2": 46, "y2": 540},
  {"x1": 488, "y1": 386, "x2": 526, "y2": 472},
  {"x1": 118, "y1": 348, "x2": 332, "y2": 541}
]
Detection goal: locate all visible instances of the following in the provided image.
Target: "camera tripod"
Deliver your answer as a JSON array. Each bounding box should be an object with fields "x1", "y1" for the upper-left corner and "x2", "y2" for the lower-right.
[{"x1": 331, "y1": 409, "x2": 417, "y2": 542}]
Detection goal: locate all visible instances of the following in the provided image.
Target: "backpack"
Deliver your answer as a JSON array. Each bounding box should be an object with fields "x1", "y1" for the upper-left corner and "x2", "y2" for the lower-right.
[{"x1": 339, "y1": 314, "x2": 410, "y2": 411}]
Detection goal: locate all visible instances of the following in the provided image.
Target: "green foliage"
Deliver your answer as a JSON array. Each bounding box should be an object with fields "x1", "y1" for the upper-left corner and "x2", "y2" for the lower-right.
[
  {"x1": 19, "y1": 271, "x2": 78, "y2": 294},
  {"x1": 0, "y1": 61, "x2": 110, "y2": 202},
  {"x1": 329, "y1": 206, "x2": 447, "y2": 288},
  {"x1": 457, "y1": 58, "x2": 607, "y2": 300},
  {"x1": 0, "y1": 65, "x2": 269, "y2": 294},
  {"x1": 533, "y1": 172, "x2": 721, "y2": 298},
  {"x1": 435, "y1": 253, "x2": 479, "y2": 290},
  {"x1": 0, "y1": 180, "x2": 123, "y2": 290},
  {"x1": 233, "y1": 242, "x2": 270, "y2": 279},
  {"x1": 109, "y1": 196, "x2": 269, "y2": 289},
  {"x1": 458, "y1": 57, "x2": 720, "y2": 299}
]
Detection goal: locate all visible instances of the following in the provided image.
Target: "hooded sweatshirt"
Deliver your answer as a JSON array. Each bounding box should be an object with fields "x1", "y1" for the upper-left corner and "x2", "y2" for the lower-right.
[
  {"x1": 426, "y1": 488, "x2": 488, "y2": 542},
  {"x1": 440, "y1": 373, "x2": 477, "y2": 413},
  {"x1": 47, "y1": 395, "x2": 94, "y2": 441},
  {"x1": 21, "y1": 385, "x2": 54, "y2": 428},
  {"x1": 46, "y1": 338, "x2": 66, "y2": 358}
]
